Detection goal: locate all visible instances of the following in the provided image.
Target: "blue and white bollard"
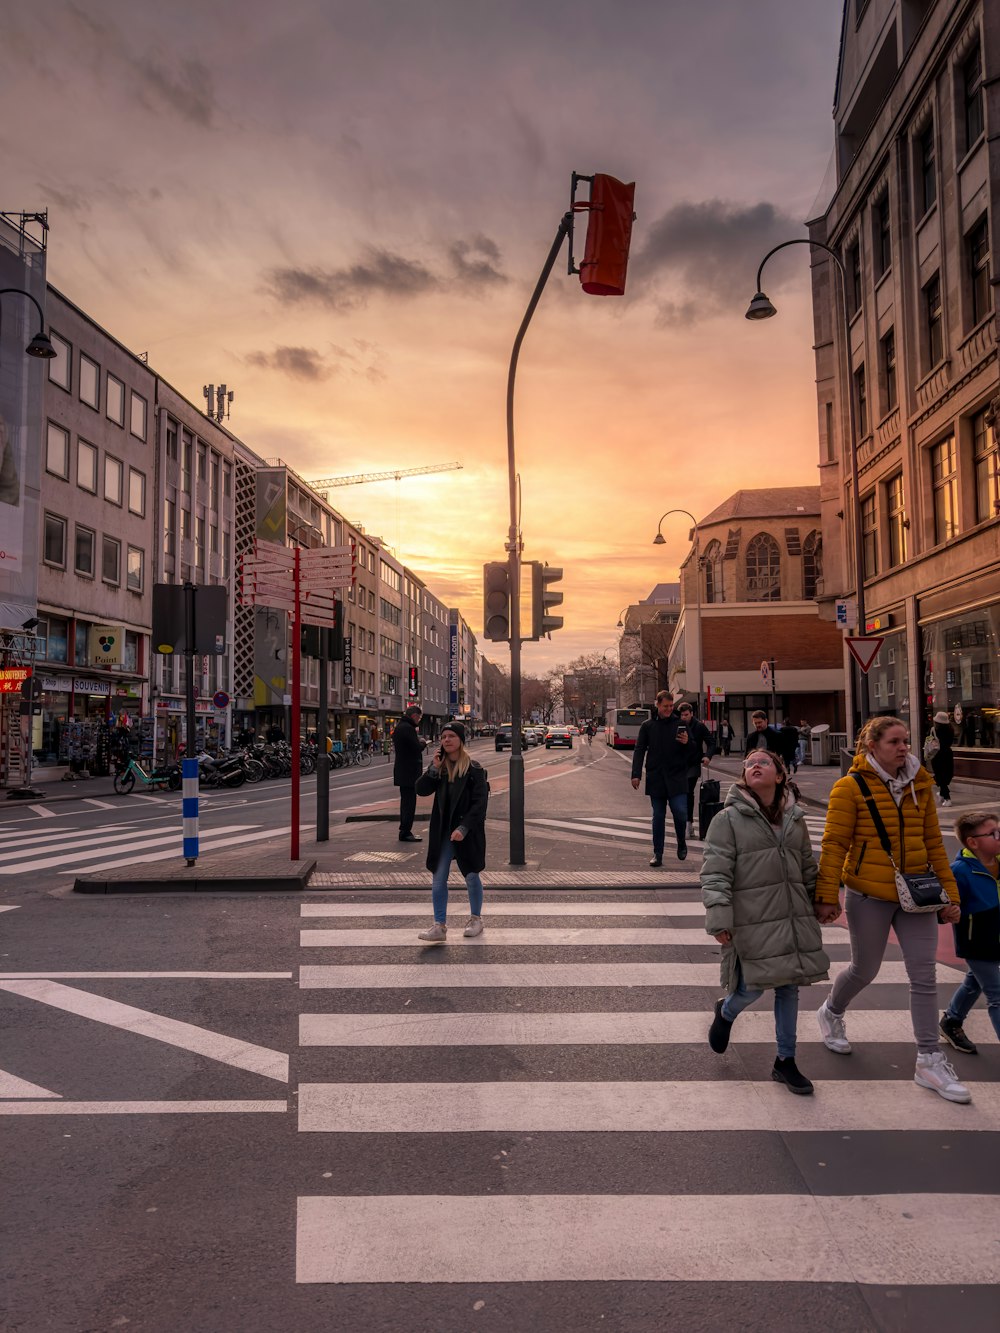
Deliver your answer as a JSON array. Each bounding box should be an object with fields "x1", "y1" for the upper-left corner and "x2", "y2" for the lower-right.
[{"x1": 182, "y1": 757, "x2": 199, "y2": 866}]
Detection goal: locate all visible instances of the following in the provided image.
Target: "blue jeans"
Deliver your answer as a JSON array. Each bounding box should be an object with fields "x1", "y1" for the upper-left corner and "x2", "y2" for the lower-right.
[
  {"x1": 945, "y1": 959, "x2": 1000, "y2": 1040},
  {"x1": 649, "y1": 793, "x2": 688, "y2": 857},
  {"x1": 431, "y1": 839, "x2": 484, "y2": 923},
  {"x1": 722, "y1": 969, "x2": 800, "y2": 1059}
]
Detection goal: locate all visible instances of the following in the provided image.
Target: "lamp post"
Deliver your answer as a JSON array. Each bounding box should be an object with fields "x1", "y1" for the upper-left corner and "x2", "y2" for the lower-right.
[
  {"x1": 745, "y1": 238, "x2": 868, "y2": 724},
  {"x1": 654, "y1": 509, "x2": 703, "y2": 708},
  {"x1": 0, "y1": 288, "x2": 56, "y2": 359}
]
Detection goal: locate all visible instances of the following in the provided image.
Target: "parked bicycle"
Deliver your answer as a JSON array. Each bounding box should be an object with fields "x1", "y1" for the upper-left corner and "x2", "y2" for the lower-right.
[{"x1": 113, "y1": 757, "x2": 181, "y2": 795}]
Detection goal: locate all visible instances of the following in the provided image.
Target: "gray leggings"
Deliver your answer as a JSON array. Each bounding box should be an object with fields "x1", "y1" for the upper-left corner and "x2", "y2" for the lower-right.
[{"x1": 829, "y1": 888, "x2": 940, "y2": 1053}]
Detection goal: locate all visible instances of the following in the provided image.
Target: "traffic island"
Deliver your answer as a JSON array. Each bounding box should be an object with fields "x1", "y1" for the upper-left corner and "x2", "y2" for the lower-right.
[{"x1": 73, "y1": 853, "x2": 316, "y2": 894}]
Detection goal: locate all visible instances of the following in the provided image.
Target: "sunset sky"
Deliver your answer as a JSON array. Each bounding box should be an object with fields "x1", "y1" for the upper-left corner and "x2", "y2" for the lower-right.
[{"x1": 1, "y1": 0, "x2": 843, "y2": 671}]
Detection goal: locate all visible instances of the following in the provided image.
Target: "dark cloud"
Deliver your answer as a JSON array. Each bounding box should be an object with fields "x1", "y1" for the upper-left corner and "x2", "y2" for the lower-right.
[
  {"x1": 265, "y1": 249, "x2": 435, "y2": 311},
  {"x1": 448, "y1": 234, "x2": 508, "y2": 288},
  {"x1": 246, "y1": 346, "x2": 330, "y2": 381},
  {"x1": 136, "y1": 54, "x2": 216, "y2": 128},
  {"x1": 634, "y1": 200, "x2": 804, "y2": 321}
]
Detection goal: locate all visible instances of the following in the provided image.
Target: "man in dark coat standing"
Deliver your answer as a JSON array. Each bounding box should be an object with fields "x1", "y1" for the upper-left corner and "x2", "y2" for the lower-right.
[
  {"x1": 677, "y1": 702, "x2": 717, "y2": 839},
  {"x1": 744, "y1": 710, "x2": 782, "y2": 757},
  {"x1": 393, "y1": 705, "x2": 425, "y2": 841},
  {"x1": 631, "y1": 691, "x2": 696, "y2": 865}
]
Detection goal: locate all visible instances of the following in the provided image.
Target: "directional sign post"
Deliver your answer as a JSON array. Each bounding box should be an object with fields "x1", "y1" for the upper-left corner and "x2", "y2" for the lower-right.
[{"x1": 845, "y1": 636, "x2": 884, "y2": 675}]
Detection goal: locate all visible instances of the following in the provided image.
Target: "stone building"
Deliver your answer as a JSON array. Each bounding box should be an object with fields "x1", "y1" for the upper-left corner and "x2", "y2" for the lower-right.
[{"x1": 809, "y1": 0, "x2": 999, "y2": 777}]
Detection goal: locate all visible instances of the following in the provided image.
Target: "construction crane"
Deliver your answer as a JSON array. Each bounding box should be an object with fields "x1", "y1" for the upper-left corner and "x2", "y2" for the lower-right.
[{"x1": 309, "y1": 462, "x2": 463, "y2": 495}]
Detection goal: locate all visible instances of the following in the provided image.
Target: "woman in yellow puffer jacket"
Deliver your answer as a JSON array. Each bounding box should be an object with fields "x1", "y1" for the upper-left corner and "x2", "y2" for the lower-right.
[{"x1": 814, "y1": 716, "x2": 968, "y2": 1104}]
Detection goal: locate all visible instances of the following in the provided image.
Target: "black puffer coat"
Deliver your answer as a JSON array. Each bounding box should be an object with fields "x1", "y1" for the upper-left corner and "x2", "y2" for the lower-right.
[{"x1": 415, "y1": 760, "x2": 489, "y2": 875}]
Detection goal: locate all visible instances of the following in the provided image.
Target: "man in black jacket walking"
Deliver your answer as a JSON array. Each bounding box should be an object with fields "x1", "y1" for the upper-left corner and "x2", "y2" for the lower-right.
[
  {"x1": 677, "y1": 702, "x2": 716, "y2": 839},
  {"x1": 392, "y1": 706, "x2": 425, "y2": 842},
  {"x1": 631, "y1": 691, "x2": 696, "y2": 865},
  {"x1": 744, "y1": 710, "x2": 782, "y2": 757}
]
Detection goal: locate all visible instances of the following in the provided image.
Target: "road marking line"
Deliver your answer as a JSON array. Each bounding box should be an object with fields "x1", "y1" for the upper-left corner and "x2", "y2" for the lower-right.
[
  {"x1": 0, "y1": 980, "x2": 289, "y2": 1083},
  {"x1": 295, "y1": 1193, "x2": 1000, "y2": 1285},
  {"x1": 0, "y1": 971, "x2": 293, "y2": 979},
  {"x1": 0, "y1": 826, "x2": 129, "y2": 850},
  {"x1": 131, "y1": 794, "x2": 169, "y2": 803},
  {"x1": 4, "y1": 824, "x2": 255, "y2": 874},
  {"x1": 0, "y1": 905, "x2": 19, "y2": 913},
  {"x1": 0, "y1": 1068, "x2": 61, "y2": 1098},
  {"x1": 0, "y1": 1100, "x2": 287, "y2": 1115},
  {"x1": 61, "y1": 823, "x2": 291, "y2": 873},
  {"x1": 29, "y1": 804, "x2": 58, "y2": 819},
  {"x1": 299, "y1": 959, "x2": 960, "y2": 989},
  {"x1": 299, "y1": 926, "x2": 844, "y2": 947},
  {"x1": 301, "y1": 902, "x2": 709, "y2": 918},
  {"x1": 299, "y1": 1007, "x2": 998, "y2": 1047},
  {"x1": 0, "y1": 824, "x2": 176, "y2": 861},
  {"x1": 527, "y1": 819, "x2": 649, "y2": 842},
  {"x1": 298, "y1": 1080, "x2": 1000, "y2": 1134},
  {"x1": 81, "y1": 798, "x2": 117, "y2": 810}
]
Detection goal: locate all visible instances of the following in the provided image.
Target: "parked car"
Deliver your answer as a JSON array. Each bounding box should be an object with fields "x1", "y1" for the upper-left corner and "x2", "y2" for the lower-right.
[
  {"x1": 545, "y1": 726, "x2": 573, "y2": 749},
  {"x1": 495, "y1": 723, "x2": 528, "y2": 751}
]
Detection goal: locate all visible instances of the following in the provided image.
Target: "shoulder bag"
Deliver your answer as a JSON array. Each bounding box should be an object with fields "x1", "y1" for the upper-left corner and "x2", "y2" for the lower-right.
[{"x1": 851, "y1": 772, "x2": 950, "y2": 912}]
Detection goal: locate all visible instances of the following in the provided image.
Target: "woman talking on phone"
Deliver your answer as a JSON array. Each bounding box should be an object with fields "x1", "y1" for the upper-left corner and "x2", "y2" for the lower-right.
[{"x1": 413, "y1": 721, "x2": 489, "y2": 943}]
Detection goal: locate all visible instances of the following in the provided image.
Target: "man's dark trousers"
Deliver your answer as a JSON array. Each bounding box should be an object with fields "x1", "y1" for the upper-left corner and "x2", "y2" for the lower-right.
[
  {"x1": 650, "y1": 794, "x2": 688, "y2": 859},
  {"x1": 398, "y1": 785, "x2": 417, "y2": 838}
]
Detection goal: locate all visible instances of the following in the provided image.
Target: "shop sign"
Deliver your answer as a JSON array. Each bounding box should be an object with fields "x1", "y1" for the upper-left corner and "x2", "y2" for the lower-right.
[
  {"x1": 0, "y1": 666, "x2": 30, "y2": 693},
  {"x1": 74, "y1": 677, "x2": 111, "y2": 695},
  {"x1": 449, "y1": 623, "x2": 459, "y2": 709},
  {"x1": 40, "y1": 675, "x2": 64, "y2": 692},
  {"x1": 89, "y1": 625, "x2": 125, "y2": 668},
  {"x1": 343, "y1": 637, "x2": 353, "y2": 686}
]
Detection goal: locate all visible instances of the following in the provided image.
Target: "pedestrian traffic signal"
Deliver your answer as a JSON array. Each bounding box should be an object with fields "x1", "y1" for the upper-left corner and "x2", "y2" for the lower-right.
[
  {"x1": 483, "y1": 561, "x2": 511, "y2": 642},
  {"x1": 530, "y1": 561, "x2": 564, "y2": 639},
  {"x1": 579, "y1": 174, "x2": 636, "y2": 296}
]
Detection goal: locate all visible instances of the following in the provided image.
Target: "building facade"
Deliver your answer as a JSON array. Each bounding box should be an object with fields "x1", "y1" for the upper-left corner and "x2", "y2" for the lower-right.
[{"x1": 809, "y1": 0, "x2": 1000, "y2": 777}]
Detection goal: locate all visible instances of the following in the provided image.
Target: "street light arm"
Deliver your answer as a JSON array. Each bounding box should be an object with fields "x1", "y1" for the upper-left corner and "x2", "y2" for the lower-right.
[
  {"x1": 753, "y1": 238, "x2": 845, "y2": 293},
  {"x1": 655, "y1": 507, "x2": 698, "y2": 540},
  {"x1": 0, "y1": 287, "x2": 47, "y2": 331}
]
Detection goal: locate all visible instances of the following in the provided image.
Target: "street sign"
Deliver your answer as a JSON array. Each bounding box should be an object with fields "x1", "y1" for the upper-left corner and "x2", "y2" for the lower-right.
[
  {"x1": 707, "y1": 685, "x2": 726, "y2": 700},
  {"x1": 213, "y1": 691, "x2": 230, "y2": 709},
  {"x1": 835, "y1": 599, "x2": 858, "y2": 629},
  {"x1": 0, "y1": 667, "x2": 31, "y2": 694},
  {"x1": 760, "y1": 660, "x2": 771, "y2": 688},
  {"x1": 846, "y1": 636, "x2": 884, "y2": 674}
]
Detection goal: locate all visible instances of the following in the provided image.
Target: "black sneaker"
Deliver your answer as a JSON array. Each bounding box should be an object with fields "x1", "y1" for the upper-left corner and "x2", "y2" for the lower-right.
[
  {"x1": 708, "y1": 999, "x2": 734, "y2": 1053},
  {"x1": 676, "y1": 841, "x2": 688, "y2": 861},
  {"x1": 399, "y1": 833, "x2": 422, "y2": 843},
  {"x1": 772, "y1": 1057, "x2": 814, "y2": 1096},
  {"x1": 648, "y1": 856, "x2": 663, "y2": 867},
  {"x1": 940, "y1": 1013, "x2": 978, "y2": 1055}
]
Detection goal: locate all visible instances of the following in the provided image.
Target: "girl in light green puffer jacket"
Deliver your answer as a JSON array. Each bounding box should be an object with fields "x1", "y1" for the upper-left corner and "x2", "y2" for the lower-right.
[{"x1": 700, "y1": 752, "x2": 833, "y2": 1095}]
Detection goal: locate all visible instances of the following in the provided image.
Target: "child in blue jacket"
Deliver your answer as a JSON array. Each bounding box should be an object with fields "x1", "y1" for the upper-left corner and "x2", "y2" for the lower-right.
[{"x1": 939, "y1": 810, "x2": 1000, "y2": 1054}]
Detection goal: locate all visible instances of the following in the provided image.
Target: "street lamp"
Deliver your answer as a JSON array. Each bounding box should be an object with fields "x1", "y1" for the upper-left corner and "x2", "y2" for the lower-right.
[
  {"x1": 0, "y1": 288, "x2": 56, "y2": 359},
  {"x1": 653, "y1": 509, "x2": 703, "y2": 706},
  {"x1": 745, "y1": 238, "x2": 868, "y2": 722}
]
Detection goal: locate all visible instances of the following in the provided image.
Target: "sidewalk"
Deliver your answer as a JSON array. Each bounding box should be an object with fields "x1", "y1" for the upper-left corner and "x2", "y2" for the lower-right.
[{"x1": 6, "y1": 765, "x2": 121, "y2": 803}]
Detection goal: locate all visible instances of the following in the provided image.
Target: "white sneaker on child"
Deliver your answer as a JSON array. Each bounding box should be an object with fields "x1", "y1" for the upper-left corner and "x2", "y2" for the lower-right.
[
  {"x1": 914, "y1": 1051, "x2": 971, "y2": 1103},
  {"x1": 816, "y1": 999, "x2": 852, "y2": 1053}
]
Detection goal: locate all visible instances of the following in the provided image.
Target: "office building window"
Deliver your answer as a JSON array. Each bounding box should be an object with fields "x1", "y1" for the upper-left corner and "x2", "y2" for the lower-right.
[
  {"x1": 127, "y1": 546, "x2": 144, "y2": 593},
  {"x1": 873, "y1": 194, "x2": 891, "y2": 279},
  {"x1": 182, "y1": 433, "x2": 193, "y2": 493},
  {"x1": 924, "y1": 273, "x2": 943, "y2": 370},
  {"x1": 963, "y1": 41, "x2": 984, "y2": 153},
  {"x1": 129, "y1": 391, "x2": 147, "y2": 440},
  {"x1": 75, "y1": 525, "x2": 95, "y2": 577},
  {"x1": 855, "y1": 363, "x2": 868, "y2": 436},
  {"x1": 43, "y1": 513, "x2": 66, "y2": 567},
  {"x1": 847, "y1": 242, "x2": 862, "y2": 318},
  {"x1": 102, "y1": 535, "x2": 121, "y2": 585},
  {"x1": 79, "y1": 355, "x2": 100, "y2": 409},
  {"x1": 196, "y1": 516, "x2": 205, "y2": 568},
  {"x1": 164, "y1": 499, "x2": 176, "y2": 557},
  {"x1": 46, "y1": 422, "x2": 69, "y2": 479},
  {"x1": 48, "y1": 332, "x2": 71, "y2": 390},
  {"x1": 881, "y1": 327, "x2": 897, "y2": 414},
  {"x1": 106, "y1": 374, "x2": 125, "y2": 426},
  {"x1": 197, "y1": 444, "x2": 207, "y2": 482},
  {"x1": 887, "y1": 473, "x2": 907, "y2": 567},
  {"x1": 43, "y1": 616, "x2": 69, "y2": 663},
  {"x1": 745, "y1": 533, "x2": 781, "y2": 601},
  {"x1": 917, "y1": 123, "x2": 936, "y2": 217},
  {"x1": 931, "y1": 437, "x2": 959, "y2": 544},
  {"x1": 128, "y1": 468, "x2": 146, "y2": 516},
  {"x1": 802, "y1": 530, "x2": 821, "y2": 600},
  {"x1": 104, "y1": 454, "x2": 123, "y2": 505},
  {"x1": 968, "y1": 216, "x2": 990, "y2": 327},
  {"x1": 77, "y1": 439, "x2": 98, "y2": 493},
  {"x1": 973, "y1": 409, "x2": 999, "y2": 523},
  {"x1": 860, "y1": 492, "x2": 878, "y2": 579}
]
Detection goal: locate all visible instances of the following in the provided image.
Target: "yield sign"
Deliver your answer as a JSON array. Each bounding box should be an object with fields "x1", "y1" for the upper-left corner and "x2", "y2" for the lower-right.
[{"x1": 846, "y1": 636, "x2": 884, "y2": 674}]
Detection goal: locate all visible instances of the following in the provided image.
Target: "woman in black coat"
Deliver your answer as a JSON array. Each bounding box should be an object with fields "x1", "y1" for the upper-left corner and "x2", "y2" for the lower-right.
[
  {"x1": 930, "y1": 710, "x2": 955, "y2": 806},
  {"x1": 413, "y1": 721, "x2": 489, "y2": 942}
]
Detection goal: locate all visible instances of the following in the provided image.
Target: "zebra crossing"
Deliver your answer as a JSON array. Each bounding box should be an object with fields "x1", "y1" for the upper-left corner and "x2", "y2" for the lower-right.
[
  {"x1": 527, "y1": 811, "x2": 830, "y2": 847},
  {"x1": 292, "y1": 891, "x2": 1000, "y2": 1310},
  {"x1": 0, "y1": 818, "x2": 283, "y2": 875}
]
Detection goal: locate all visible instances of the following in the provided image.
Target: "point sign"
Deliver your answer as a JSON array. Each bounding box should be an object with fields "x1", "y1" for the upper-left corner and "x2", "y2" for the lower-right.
[{"x1": 846, "y1": 636, "x2": 884, "y2": 674}]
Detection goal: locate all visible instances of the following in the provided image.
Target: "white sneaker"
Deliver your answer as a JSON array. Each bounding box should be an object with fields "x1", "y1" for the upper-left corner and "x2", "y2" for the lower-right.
[
  {"x1": 816, "y1": 999, "x2": 852, "y2": 1053},
  {"x1": 914, "y1": 1051, "x2": 971, "y2": 1103},
  {"x1": 940, "y1": 799, "x2": 952, "y2": 807},
  {"x1": 418, "y1": 922, "x2": 447, "y2": 943},
  {"x1": 463, "y1": 916, "x2": 484, "y2": 938}
]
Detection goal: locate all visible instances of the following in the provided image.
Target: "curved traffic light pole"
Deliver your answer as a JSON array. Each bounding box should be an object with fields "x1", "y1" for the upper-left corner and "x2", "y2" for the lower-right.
[{"x1": 505, "y1": 211, "x2": 573, "y2": 865}]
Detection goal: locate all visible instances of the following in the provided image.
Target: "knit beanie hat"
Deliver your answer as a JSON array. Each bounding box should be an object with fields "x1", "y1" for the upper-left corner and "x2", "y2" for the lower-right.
[{"x1": 441, "y1": 721, "x2": 466, "y2": 744}]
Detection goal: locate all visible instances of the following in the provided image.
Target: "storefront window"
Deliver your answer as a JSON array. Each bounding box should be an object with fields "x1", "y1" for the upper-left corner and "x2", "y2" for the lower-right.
[
  {"x1": 922, "y1": 607, "x2": 999, "y2": 749},
  {"x1": 75, "y1": 623, "x2": 89, "y2": 666},
  {"x1": 44, "y1": 617, "x2": 69, "y2": 663},
  {"x1": 867, "y1": 631, "x2": 909, "y2": 732}
]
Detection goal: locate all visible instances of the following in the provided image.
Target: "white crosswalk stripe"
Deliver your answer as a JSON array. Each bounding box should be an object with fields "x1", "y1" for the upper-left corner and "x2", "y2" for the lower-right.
[
  {"x1": 0, "y1": 821, "x2": 264, "y2": 874},
  {"x1": 527, "y1": 812, "x2": 830, "y2": 846},
  {"x1": 293, "y1": 891, "x2": 993, "y2": 1303}
]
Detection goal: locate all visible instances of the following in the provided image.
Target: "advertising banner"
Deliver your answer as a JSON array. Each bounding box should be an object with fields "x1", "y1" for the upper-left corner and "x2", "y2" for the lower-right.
[
  {"x1": 343, "y1": 636, "x2": 353, "y2": 687},
  {"x1": 449, "y1": 623, "x2": 459, "y2": 710},
  {"x1": 89, "y1": 624, "x2": 126, "y2": 668}
]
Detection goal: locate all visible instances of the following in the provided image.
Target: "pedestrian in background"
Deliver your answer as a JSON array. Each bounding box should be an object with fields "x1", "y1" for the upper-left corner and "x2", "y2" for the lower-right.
[
  {"x1": 743, "y1": 710, "x2": 782, "y2": 756},
  {"x1": 631, "y1": 691, "x2": 695, "y2": 865},
  {"x1": 392, "y1": 705, "x2": 424, "y2": 842},
  {"x1": 927, "y1": 710, "x2": 955, "y2": 807},
  {"x1": 677, "y1": 702, "x2": 716, "y2": 840},
  {"x1": 797, "y1": 719, "x2": 812, "y2": 768},
  {"x1": 718, "y1": 717, "x2": 733, "y2": 757},
  {"x1": 814, "y1": 716, "x2": 967, "y2": 1103},
  {"x1": 414, "y1": 721, "x2": 489, "y2": 942},
  {"x1": 939, "y1": 810, "x2": 1000, "y2": 1054},
  {"x1": 779, "y1": 718, "x2": 800, "y2": 775},
  {"x1": 702, "y1": 750, "x2": 829, "y2": 1095}
]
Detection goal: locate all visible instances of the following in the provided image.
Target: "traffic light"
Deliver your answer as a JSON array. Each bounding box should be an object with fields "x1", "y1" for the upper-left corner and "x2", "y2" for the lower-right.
[
  {"x1": 483, "y1": 561, "x2": 511, "y2": 642},
  {"x1": 530, "y1": 561, "x2": 564, "y2": 639},
  {"x1": 579, "y1": 174, "x2": 636, "y2": 296}
]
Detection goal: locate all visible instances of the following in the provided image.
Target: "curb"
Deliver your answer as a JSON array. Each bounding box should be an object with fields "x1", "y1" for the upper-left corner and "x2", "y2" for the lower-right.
[{"x1": 73, "y1": 858, "x2": 317, "y2": 895}]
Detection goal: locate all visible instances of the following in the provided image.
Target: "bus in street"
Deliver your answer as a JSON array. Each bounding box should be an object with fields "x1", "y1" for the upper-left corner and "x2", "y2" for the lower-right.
[{"x1": 604, "y1": 706, "x2": 651, "y2": 749}]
